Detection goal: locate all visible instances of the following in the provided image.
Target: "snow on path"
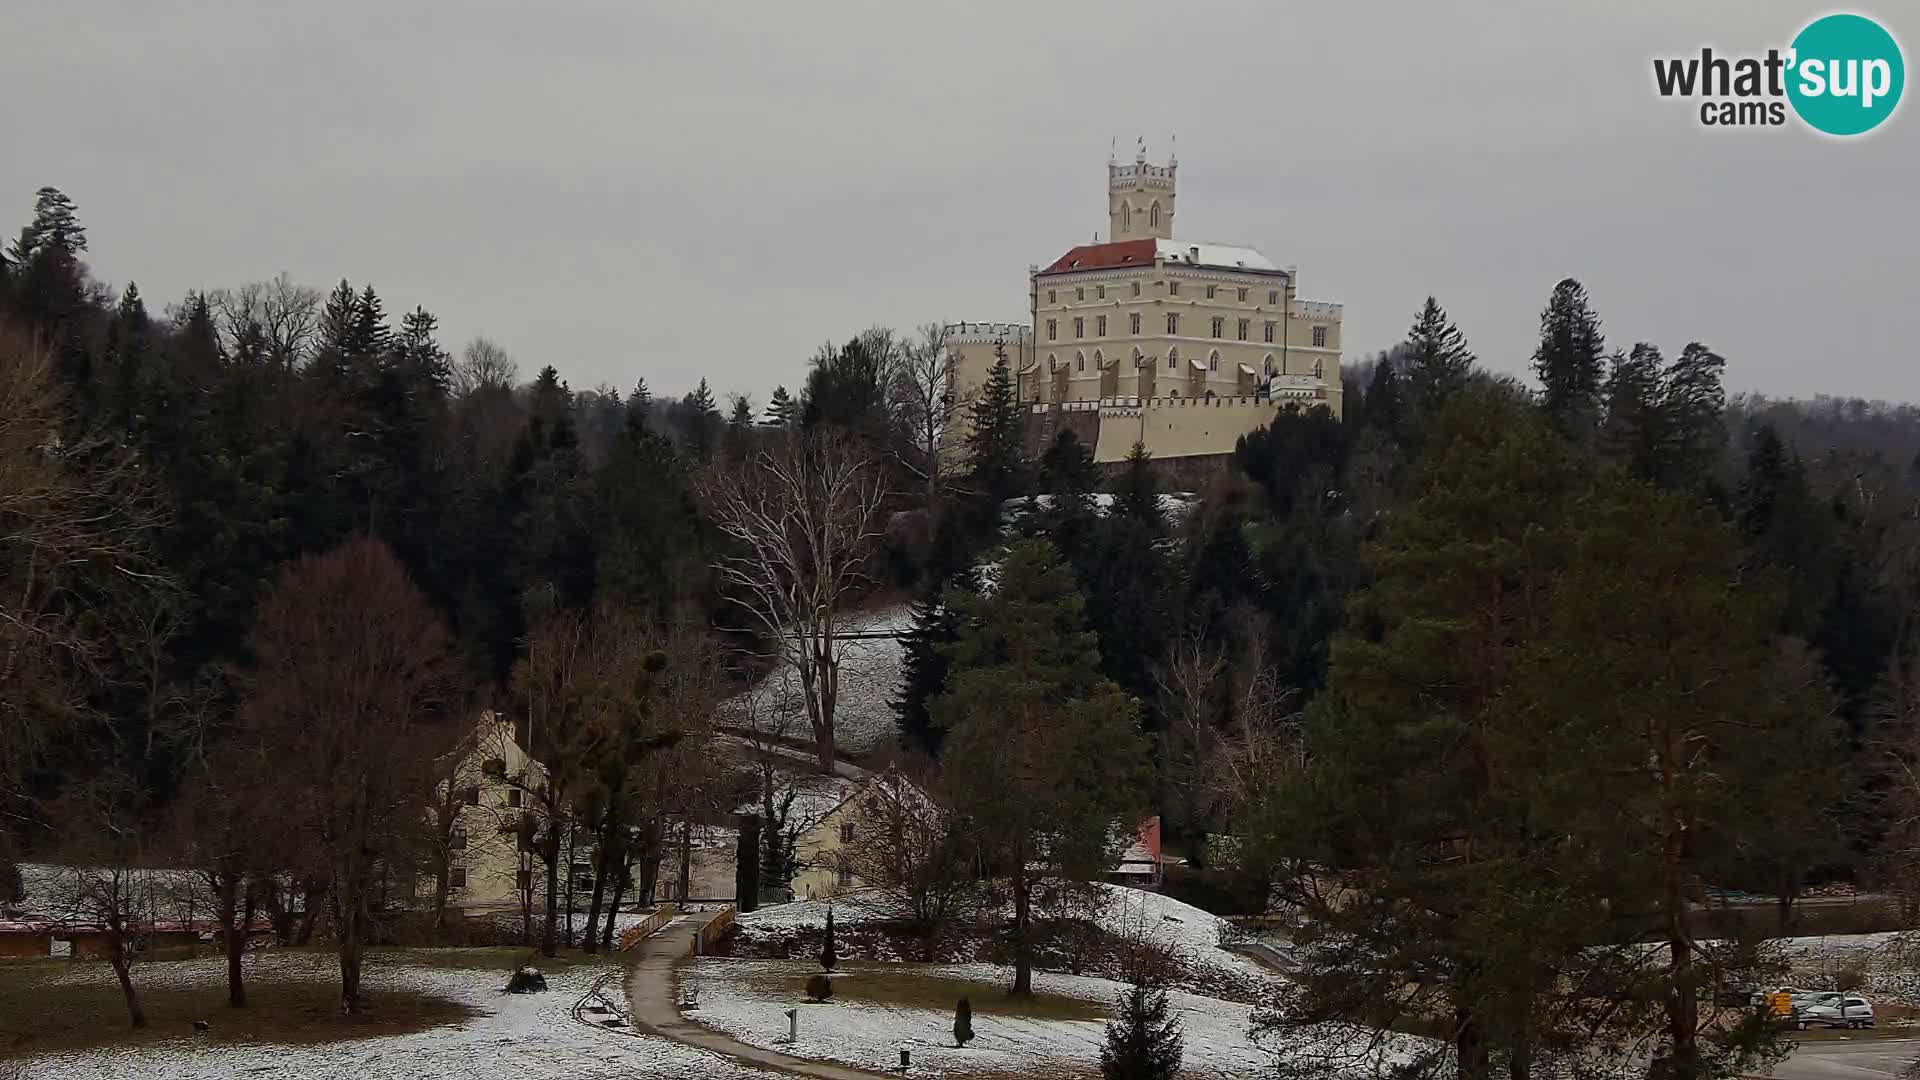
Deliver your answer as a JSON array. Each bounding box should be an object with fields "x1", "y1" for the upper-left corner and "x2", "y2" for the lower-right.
[{"x1": 20, "y1": 952, "x2": 779, "y2": 1080}]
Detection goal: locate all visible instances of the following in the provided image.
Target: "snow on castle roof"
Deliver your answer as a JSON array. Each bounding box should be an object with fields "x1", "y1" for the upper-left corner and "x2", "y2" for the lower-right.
[{"x1": 1041, "y1": 237, "x2": 1283, "y2": 275}]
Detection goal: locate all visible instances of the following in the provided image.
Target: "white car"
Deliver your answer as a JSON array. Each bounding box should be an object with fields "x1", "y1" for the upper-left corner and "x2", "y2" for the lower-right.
[{"x1": 1796, "y1": 995, "x2": 1874, "y2": 1030}]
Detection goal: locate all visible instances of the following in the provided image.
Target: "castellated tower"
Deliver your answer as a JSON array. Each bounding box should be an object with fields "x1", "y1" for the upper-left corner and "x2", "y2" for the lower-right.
[{"x1": 1107, "y1": 146, "x2": 1176, "y2": 242}]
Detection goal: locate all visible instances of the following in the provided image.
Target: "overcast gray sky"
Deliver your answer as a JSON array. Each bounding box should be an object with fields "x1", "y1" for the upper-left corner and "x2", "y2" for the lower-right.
[{"x1": 4, "y1": 1, "x2": 1913, "y2": 403}]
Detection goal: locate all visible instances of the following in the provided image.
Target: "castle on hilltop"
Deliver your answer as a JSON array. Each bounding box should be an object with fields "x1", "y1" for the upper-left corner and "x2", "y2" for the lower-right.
[{"x1": 946, "y1": 147, "x2": 1343, "y2": 475}]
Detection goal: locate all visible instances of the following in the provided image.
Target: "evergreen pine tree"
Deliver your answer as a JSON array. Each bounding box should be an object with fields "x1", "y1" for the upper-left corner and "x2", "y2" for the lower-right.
[
  {"x1": 935, "y1": 540, "x2": 1148, "y2": 995},
  {"x1": 1362, "y1": 360, "x2": 1405, "y2": 439},
  {"x1": 764, "y1": 385, "x2": 798, "y2": 426},
  {"x1": 1037, "y1": 429, "x2": 1098, "y2": 553},
  {"x1": 684, "y1": 378, "x2": 720, "y2": 462},
  {"x1": 1656, "y1": 341, "x2": 1726, "y2": 491},
  {"x1": 626, "y1": 377, "x2": 653, "y2": 421},
  {"x1": 1531, "y1": 278, "x2": 1606, "y2": 439},
  {"x1": 7, "y1": 186, "x2": 87, "y2": 262},
  {"x1": 1601, "y1": 344, "x2": 1664, "y2": 480},
  {"x1": 1403, "y1": 296, "x2": 1474, "y2": 416},
  {"x1": 894, "y1": 513, "x2": 978, "y2": 756},
  {"x1": 964, "y1": 348, "x2": 1026, "y2": 524},
  {"x1": 1115, "y1": 441, "x2": 1160, "y2": 531},
  {"x1": 1099, "y1": 982, "x2": 1184, "y2": 1080}
]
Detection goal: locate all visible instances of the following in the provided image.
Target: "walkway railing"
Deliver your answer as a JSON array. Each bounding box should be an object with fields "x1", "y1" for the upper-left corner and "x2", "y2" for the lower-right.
[
  {"x1": 617, "y1": 903, "x2": 678, "y2": 951},
  {"x1": 689, "y1": 906, "x2": 735, "y2": 957}
]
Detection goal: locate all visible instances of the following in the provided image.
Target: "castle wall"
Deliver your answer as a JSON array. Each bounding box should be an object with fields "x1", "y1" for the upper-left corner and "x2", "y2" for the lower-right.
[{"x1": 1021, "y1": 394, "x2": 1319, "y2": 472}]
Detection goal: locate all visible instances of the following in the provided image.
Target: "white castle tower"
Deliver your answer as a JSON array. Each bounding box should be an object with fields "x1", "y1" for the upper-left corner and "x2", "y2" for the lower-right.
[{"x1": 1107, "y1": 141, "x2": 1176, "y2": 242}]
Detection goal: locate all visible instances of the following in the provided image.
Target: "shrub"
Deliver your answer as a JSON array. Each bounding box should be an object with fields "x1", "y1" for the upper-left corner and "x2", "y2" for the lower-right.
[
  {"x1": 1835, "y1": 966, "x2": 1867, "y2": 992},
  {"x1": 954, "y1": 996, "x2": 974, "y2": 1047},
  {"x1": 820, "y1": 906, "x2": 838, "y2": 971},
  {"x1": 805, "y1": 973, "x2": 833, "y2": 1002}
]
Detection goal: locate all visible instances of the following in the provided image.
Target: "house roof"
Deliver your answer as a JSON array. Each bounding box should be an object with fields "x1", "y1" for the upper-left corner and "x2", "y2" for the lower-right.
[{"x1": 1040, "y1": 238, "x2": 1284, "y2": 277}]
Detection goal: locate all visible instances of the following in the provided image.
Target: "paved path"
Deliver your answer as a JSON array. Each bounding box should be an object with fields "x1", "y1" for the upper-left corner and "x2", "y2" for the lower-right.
[
  {"x1": 1768, "y1": 1036, "x2": 1920, "y2": 1080},
  {"x1": 624, "y1": 911, "x2": 895, "y2": 1080}
]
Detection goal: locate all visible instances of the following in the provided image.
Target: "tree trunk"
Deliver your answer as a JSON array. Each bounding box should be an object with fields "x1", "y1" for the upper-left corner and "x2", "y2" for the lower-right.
[
  {"x1": 1010, "y1": 844, "x2": 1032, "y2": 997},
  {"x1": 1660, "y1": 722, "x2": 1699, "y2": 1080},
  {"x1": 677, "y1": 818, "x2": 693, "y2": 907},
  {"x1": 294, "y1": 878, "x2": 324, "y2": 946},
  {"x1": 216, "y1": 873, "x2": 247, "y2": 1008},
  {"x1": 602, "y1": 854, "x2": 629, "y2": 952},
  {"x1": 1455, "y1": 1006, "x2": 1488, "y2": 1080},
  {"x1": 541, "y1": 831, "x2": 561, "y2": 958},
  {"x1": 107, "y1": 940, "x2": 146, "y2": 1029},
  {"x1": 638, "y1": 817, "x2": 663, "y2": 904},
  {"x1": 583, "y1": 847, "x2": 609, "y2": 955}
]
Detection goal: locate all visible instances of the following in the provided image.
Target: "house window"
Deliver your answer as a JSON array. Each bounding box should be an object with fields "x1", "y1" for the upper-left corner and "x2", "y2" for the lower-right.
[
  {"x1": 1097, "y1": 285, "x2": 1106, "y2": 299},
  {"x1": 1268, "y1": 289, "x2": 1280, "y2": 305},
  {"x1": 1096, "y1": 315, "x2": 1107, "y2": 337},
  {"x1": 516, "y1": 869, "x2": 532, "y2": 891},
  {"x1": 1076, "y1": 286, "x2": 1085, "y2": 301},
  {"x1": 1237, "y1": 319, "x2": 1249, "y2": 341},
  {"x1": 1047, "y1": 289, "x2": 1056, "y2": 304},
  {"x1": 1130, "y1": 312, "x2": 1141, "y2": 334},
  {"x1": 1047, "y1": 319, "x2": 1057, "y2": 341},
  {"x1": 1312, "y1": 325, "x2": 1328, "y2": 348},
  {"x1": 837, "y1": 864, "x2": 855, "y2": 888},
  {"x1": 1237, "y1": 287, "x2": 1248, "y2": 302},
  {"x1": 507, "y1": 788, "x2": 522, "y2": 808},
  {"x1": 1211, "y1": 317, "x2": 1224, "y2": 339},
  {"x1": 1073, "y1": 317, "x2": 1084, "y2": 339},
  {"x1": 840, "y1": 819, "x2": 855, "y2": 843},
  {"x1": 1264, "y1": 321, "x2": 1276, "y2": 343},
  {"x1": 450, "y1": 867, "x2": 467, "y2": 889},
  {"x1": 1166, "y1": 313, "x2": 1178, "y2": 334},
  {"x1": 1168, "y1": 281, "x2": 1179, "y2": 296},
  {"x1": 482, "y1": 757, "x2": 506, "y2": 778},
  {"x1": 450, "y1": 826, "x2": 468, "y2": 851},
  {"x1": 1206, "y1": 285, "x2": 1217, "y2": 300},
  {"x1": 463, "y1": 786, "x2": 479, "y2": 806},
  {"x1": 1131, "y1": 281, "x2": 1141, "y2": 297}
]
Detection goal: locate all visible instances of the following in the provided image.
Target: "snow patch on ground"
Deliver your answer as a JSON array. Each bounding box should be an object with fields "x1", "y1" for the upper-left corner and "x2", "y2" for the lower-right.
[
  {"x1": 684, "y1": 957, "x2": 1402, "y2": 1079},
  {"x1": 724, "y1": 603, "x2": 913, "y2": 756},
  {"x1": 19, "y1": 952, "x2": 779, "y2": 1079}
]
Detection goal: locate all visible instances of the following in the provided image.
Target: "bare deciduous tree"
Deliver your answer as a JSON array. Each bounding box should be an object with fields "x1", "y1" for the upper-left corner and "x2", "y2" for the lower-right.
[
  {"x1": 704, "y1": 432, "x2": 889, "y2": 772},
  {"x1": 51, "y1": 775, "x2": 158, "y2": 1028},
  {"x1": 892, "y1": 322, "x2": 961, "y2": 508},
  {"x1": 239, "y1": 537, "x2": 465, "y2": 1013},
  {"x1": 454, "y1": 337, "x2": 519, "y2": 397},
  {"x1": 208, "y1": 273, "x2": 322, "y2": 367},
  {"x1": 1155, "y1": 637, "x2": 1228, "y2": 869},
  {"x1": 840, "y1": 767, "x2": 977, "y2": 959}
]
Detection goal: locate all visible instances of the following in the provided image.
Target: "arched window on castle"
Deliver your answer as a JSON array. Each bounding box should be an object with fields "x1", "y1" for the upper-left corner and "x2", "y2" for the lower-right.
[
  {"x1": 1264, "y1": 355, "x2": 1277, "y2": 377},
  {"x1": 1150, "y1": 202, "x2": 1160, "y2": 229},
  {"x1": 1312, "y1": 358, "x2": 1325, "y2": 378},
  {"x1": 1122, "y1": 203, "x2": 1131, "y2": 231},
  {"x1": 1075, "y1": 351, "x2": 1085, "y2": 372},
  {"x1": 1208, "y1": 351, "x2": 1220, "y2": 371}
]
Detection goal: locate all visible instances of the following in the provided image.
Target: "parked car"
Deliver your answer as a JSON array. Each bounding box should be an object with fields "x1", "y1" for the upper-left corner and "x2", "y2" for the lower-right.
[{"x1": 1795, "y1": 995, "x2": 1875, "y2": 1030}]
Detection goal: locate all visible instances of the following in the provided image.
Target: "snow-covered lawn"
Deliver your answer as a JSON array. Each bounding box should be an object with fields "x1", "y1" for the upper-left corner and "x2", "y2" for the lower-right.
[
  {"x1": 682, "y1": 957, "x2": 1410, "y2": 1079},
  {"x1": 16, "y1": 951, "x2": 779, "y2": 1079},
  {"x1": 725, "y1": 603, "x2": 912, "y2": 755}
]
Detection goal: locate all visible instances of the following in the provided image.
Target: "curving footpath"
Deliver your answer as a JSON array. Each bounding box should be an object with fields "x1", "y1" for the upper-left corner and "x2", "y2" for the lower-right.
[{"x1": 624, "y1": 911, "x2": 895, "y2": 1080}]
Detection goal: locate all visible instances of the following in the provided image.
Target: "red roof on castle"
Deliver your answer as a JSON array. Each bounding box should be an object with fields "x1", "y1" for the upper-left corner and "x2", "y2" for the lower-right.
[{"x1": 1041, "y1": 239, "x2": 1157, "y2": 275}]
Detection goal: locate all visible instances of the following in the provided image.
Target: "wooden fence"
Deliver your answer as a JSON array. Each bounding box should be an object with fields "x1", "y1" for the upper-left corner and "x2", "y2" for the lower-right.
[
  {"x1": 616, "y1": 904, "x2": 678, "y2": 951},
  {"x1": 690, "y1": 906, "x2": 735, "y2": 957}
]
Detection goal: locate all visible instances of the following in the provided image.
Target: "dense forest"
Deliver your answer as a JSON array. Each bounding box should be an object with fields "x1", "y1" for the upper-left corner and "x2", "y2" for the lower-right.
[{"x1": 6, "y1": 184, "x2": 1920, "y2": 1077}]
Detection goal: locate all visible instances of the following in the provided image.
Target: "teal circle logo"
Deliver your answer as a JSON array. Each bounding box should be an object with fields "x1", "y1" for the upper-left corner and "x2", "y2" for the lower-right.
[{"x1": 1787, "y1": 13, "x2": 1904, "y2": 135}]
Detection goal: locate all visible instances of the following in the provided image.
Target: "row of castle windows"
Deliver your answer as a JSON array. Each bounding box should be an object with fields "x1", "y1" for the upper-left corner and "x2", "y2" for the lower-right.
[
  {"x1": 1047, "y1": 284, "x2": 1285, "y2": 306},
  {"x1": 1050, "y1": 351, "x2": 1326, "y2": 378},
  {"x1": 1048, "y1": 314, "x2": 1325, "y2": 347}
]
